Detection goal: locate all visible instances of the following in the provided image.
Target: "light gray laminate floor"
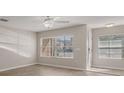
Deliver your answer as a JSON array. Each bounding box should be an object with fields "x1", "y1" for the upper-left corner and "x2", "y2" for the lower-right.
[{"x1": 0, "y1": 64, "x2": 117, "y2": 76}]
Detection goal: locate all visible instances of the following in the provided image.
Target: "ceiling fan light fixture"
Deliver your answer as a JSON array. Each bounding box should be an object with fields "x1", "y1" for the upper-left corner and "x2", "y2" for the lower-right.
[
  {"x1": 42, "y1": 16, "x2": 69, "y2": 28},
  {"x1": 106, "y1": 23, "x2": 114, "y2": 28},
  {"x1": 43, "y1": 20, "x2": 54, "y2": 28}
]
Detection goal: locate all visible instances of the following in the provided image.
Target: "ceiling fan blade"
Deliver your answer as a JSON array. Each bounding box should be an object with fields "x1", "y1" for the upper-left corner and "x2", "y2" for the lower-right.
[
  {"x1": 0, "y1": 18, "x2": 8, "y2": 22},
  {"x1": 54, "y1": 21, "x2": 69, "y2": 23}
]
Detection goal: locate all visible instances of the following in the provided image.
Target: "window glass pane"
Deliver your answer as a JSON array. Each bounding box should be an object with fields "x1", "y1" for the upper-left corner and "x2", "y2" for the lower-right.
[
  {"x1": 56, "y1": 47, "x2": 65, "y2": 57},
  {"x1": 98, "y1": 41, "x2": 109, "y2": 47},
  {"x1": 64, "y1": 36, "x2": 72, "y2": 46},
  {"x1": 41, "y1": 38, "x2": 52, "y2": 47},
  {"x1": 110, "y1": 49, "x2": 122, "y2": 59},
  {"x1": 51, "y1": 38, "x2": 55, "y2": 47},
  {"x1": 55, "y1": 36, "x2": 73, "y2": 58},
  {"x1": 64, "y1": 46, "x2": 73, "y2": 57},
  {"x1": 99, "y1": 36, "x2": 110, "y2": 47},
  {"x1": 110, "y1": 36, "x2": 123, "y2": 47},
  {"x1": 122, "y1": 49, "x2": 124, "y2": 58},
  {"x1": 110, "y1": 40, "x2": 122, "y2": 47},
  {"x1": 98, "y1": 35, "x2": 124, "y2": 59},
  {"x1": 41, "y1": 47, "x2": 52, "y2": 57},
  {"x1": 56, "y1": 36, "x2": 64, "y2": 47},
  {"x1": 98, "y1": 49, "x2": 109, "y2": 58},
  {"x1": 110, "y1": 49, "x2": 122, "y2": 54},
  {"x1": 99, "y1": 36, "x2": 111, "y2": 41},
  {"x1": 40, "y1": 38, "x2": 55, "y2": 57}
]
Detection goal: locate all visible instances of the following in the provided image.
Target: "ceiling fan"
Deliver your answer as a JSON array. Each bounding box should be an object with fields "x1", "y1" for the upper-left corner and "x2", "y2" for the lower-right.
[
  {"x1": 42, "y1": 16, "x2": 69, "y2": 28},
  {"x1": 0, "y1": 16, "x2": 70, "y2": 28}
]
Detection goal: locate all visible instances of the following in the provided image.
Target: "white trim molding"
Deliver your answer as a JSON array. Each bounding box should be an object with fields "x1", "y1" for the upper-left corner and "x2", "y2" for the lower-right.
[
  {"x1": 37, "y1": 63, "x2": 85, "y2": 71},
  {"x1": 0, "y1": 63, "x2": 37, "y2": 72},
  {"x1": 0, "y1": 62, "x2": 85, "y2": 72}
]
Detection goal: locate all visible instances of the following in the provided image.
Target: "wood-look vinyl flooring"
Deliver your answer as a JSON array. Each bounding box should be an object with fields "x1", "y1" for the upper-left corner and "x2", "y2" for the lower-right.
[{"x1": 0, "y1": 64, "x2": 115, "y2": 76}]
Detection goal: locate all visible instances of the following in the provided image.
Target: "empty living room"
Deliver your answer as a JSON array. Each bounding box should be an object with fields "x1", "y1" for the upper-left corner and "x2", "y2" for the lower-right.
[
  {"x1": 0, "y1": 16, "x2": 124, "y2": 76},
  {"x1": 1, "y1": 1, "x2": 124, "y2": 93},
  {"x1": 0, "y1": 0, "x2": 124, "y2": 93}
]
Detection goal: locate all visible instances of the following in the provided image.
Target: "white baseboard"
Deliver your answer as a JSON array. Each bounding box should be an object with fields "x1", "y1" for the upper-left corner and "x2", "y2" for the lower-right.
[
  {"x1": 37, "y1": 63, "x2": 85, "y2": 71},
  {"x1": 0, "y1": 63, "x2": 37, "y2": 72},
  {"x1": 0, "y1": 62, "x2": 86, "y2": 72}
]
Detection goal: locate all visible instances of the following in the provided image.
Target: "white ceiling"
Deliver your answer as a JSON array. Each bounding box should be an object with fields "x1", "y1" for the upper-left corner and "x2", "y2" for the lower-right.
[{"x1": 0, "y1": 16, "x2": 124, "y2": 32}]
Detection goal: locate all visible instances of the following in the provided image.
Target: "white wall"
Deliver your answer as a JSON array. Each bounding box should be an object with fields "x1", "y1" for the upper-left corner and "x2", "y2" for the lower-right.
[
  {"x1": 37, "y1": 25, "x2": 88, "y2": 70},
  {"x1": 92, "y1": 25, "x2": 124, "y2": 70},
  {"x1": 0, "y1": 27, "x2": 36, "y2": 70}
]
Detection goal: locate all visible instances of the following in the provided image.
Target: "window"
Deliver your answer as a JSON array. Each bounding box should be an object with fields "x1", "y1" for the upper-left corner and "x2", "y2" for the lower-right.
[
  {"x1": 98, "y1": 35, "x2": 124, "y2": 59},
  {"x1": 40, "y1": 36, "x2": 73, "y2": 58},
  {"x1": 40, "y1": 38, "x2": 55, "y2": 57},
  {"x1": 55, "y1": 36, "x2": 73, "y2": 58}
]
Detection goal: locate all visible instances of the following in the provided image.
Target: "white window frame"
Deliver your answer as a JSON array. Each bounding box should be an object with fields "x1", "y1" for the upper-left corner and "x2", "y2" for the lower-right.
[
  {"x1": 40, "y1": 37, "x2": 55, "y2": 57},
  {"x1": 40, "y1": 35, "x2": 74, "y2": 59},
  {"x1": 97, "y1": 34, "x2": 124, "y2": 59}
]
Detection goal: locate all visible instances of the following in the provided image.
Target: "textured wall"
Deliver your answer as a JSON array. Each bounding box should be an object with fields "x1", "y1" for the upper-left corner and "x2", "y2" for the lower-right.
[
  {"x1": 0, "y1": 27, "x2": 36, "y2": 70},
  {"x1": 37, "y1": 25, "x2": 88, "y2": 70},
  {"x1": 92, "y1": 25, "x2": 124, "y2": 70}
]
